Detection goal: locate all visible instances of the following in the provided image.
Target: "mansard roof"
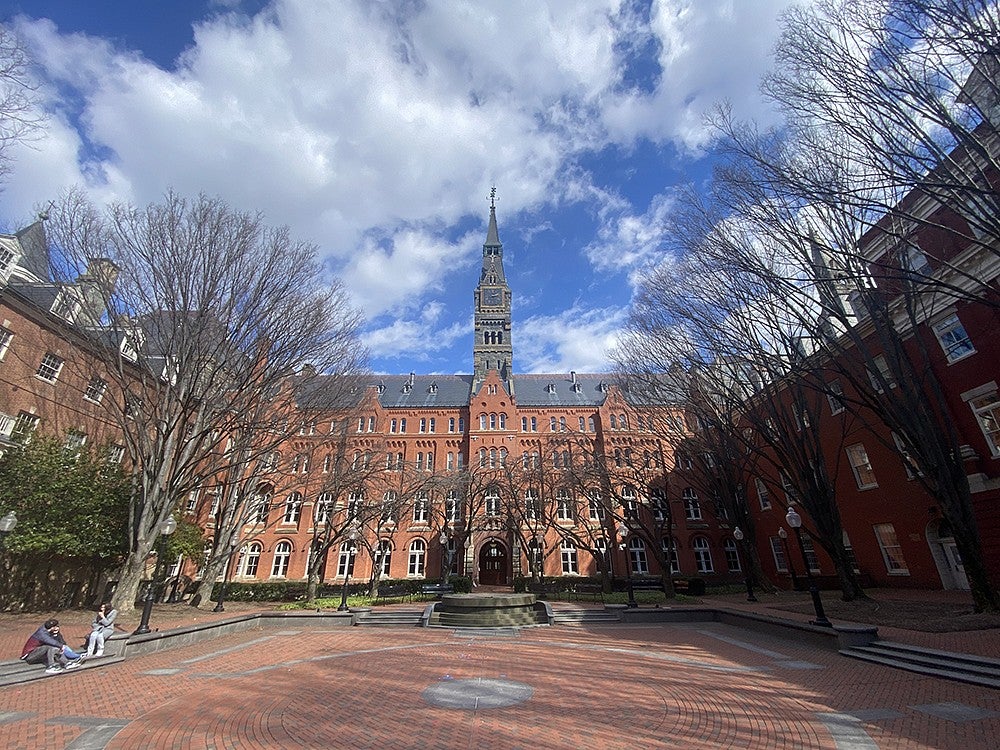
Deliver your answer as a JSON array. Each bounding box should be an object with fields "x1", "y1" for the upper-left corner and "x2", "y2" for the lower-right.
[{"x1": 376, "y1": 374, "x2": 474, "y2": 408}]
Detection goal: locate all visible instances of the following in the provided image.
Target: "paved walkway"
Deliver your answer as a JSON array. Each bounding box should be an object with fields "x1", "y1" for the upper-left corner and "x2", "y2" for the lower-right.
[{"x1": 0, "y1": 609, "x2": 997, "y2": 747}]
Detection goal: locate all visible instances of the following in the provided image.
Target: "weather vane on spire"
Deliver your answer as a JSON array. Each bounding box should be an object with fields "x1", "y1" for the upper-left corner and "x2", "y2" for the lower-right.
[{"x1": 490, "y1": 185, "x2": 497, "y2": 209}]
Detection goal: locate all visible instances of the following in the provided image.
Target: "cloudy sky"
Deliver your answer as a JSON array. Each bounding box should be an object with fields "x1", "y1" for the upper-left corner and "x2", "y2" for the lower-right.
[{"x1": 0, "y1": 0, "x2": 798, "y2": 375}]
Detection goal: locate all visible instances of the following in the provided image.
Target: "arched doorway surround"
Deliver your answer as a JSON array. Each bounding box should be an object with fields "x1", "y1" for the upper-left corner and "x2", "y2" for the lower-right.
[{"x1": 478, "y1": 539, "x2": 509, "y2": 586}]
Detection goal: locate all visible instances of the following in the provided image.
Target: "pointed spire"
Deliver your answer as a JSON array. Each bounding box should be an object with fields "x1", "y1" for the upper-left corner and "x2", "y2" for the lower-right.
[{"x1": 485, "y1": 186, "x2": 500, "y2": 246}]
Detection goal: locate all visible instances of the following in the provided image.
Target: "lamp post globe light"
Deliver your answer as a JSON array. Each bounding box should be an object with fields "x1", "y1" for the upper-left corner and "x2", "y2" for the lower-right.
[
  {"x1": 616, "y1": 522, "x2": 638, "y2": 609},
  {"x1": 338, "y1": 527, "x2": 359, "y2": 612},
  {"x1": 778, "y1": 527, "x2": 799, "y2": 589},
  {"x1": 732, "y1": 527, "x2": 758, "y2": 603},
  {"x1": 213, "y1": 535, "x2": 242, "y2": 613},
  {"x1": 133, "y1": 514, "x2": 178, "y2": 635},
  {"x1": 0, "y1": 511, "x2": 17, "y2": 552},
  {"x1": 784, "y1": 506, "x2": 832, "y2": 627}
]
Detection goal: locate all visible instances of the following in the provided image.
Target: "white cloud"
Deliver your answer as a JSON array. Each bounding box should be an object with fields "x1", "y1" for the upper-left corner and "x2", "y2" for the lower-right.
[
  {"x1": 583, "y1": 189, "x2": 675, "y2": 283},
  {"x1": 517, "y1": 305, "x2": 628, "y2": 372}
]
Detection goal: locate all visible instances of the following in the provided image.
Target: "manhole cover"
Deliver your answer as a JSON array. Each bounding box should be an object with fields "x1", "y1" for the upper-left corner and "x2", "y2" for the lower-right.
[{"x1": 422, "y1": 677, "x2": 533, "y2": 710}]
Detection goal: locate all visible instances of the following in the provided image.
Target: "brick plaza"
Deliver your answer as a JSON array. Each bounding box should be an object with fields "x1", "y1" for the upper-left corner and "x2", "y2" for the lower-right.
[{"x1": 1, "y1": 619, "x2": 998, "y2": 749}]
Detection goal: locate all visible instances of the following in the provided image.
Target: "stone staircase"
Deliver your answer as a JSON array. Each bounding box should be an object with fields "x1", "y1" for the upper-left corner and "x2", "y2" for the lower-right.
[
  {"x1": 354, "y1": 609, "x2": 424, "y2": 627},
  {"x1": 840, "y1": 641, "x2": 1000, "y2": 689},
  {"x1": 429, "y1": 606, "x2": 548, "y2": 628},
  {"x1": 552, "y1": 608, "x2": 622, "y2": 625},
  {"x1": 0, "y1": 655, "x2": 126, "y2": 687}
]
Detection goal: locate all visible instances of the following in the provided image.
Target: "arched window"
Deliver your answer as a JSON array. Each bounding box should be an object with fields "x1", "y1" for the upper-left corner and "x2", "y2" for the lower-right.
[
  {"x1": 499, "y1": 447, "x2": 508, "y2": 466},
  {"x1": 271, "y1": 541, "x2": 292, "y2": 578},
  {"x1": 413, "y1": 491, "x2": 429, "y2": 523},
  {"x1": 490, "y1": 413, "x2": 497, "y2": 429},
  {"x1": 315, "y1": 492, "x2": 334, "y2": 524},
  {"x1": 629, "y1": 538, "x2": 648, "y2": 575},
  {"x1": 610, "y1": 414, "x2": 617, "y2": 429},
  {"x1": 525, "y1": 489, "x2": 540, "y2": 520},
  {"x1": 479, "y1": 448, "x2": 487, "y2": 468},
  {"x1": 252, "y1": 486, "x2": 272, "y2": 524},
  {"x1": 693, "y1": 537, "x2": 714, "y2": 573},
  {"x1": 622, "y1": 485, "x2": 638, "y2": 519},
  {"x1": 381, "y1": 491, "x2": 398, "y2": 522},
  {"x1": 662, "y1": 538, "x2": 680, "y2": 574},
  {"x1": 445, "y1": 490, "x2": 460, "y2": 522},
  {"x1": 619, "y1": 414, "x2": 628, "y2": 429},
  {"x1": 377, "y1": 540, "x2": 393, "y2": 578},
  {"x1": 724, "y1": 539, "x2": 741, "y2": 572},
  {"x1": 283, "y1": 492, "x2": 302, "y2": 524},
  {"x1": 408, "y1": 539, "x2": 426, "y2": 577},
  {"x1": 238, "y1": 543, "x2": 262, "y2": 578},
  {"x1": 499, "y1": 413, "x2": 506, "y2": 429},
  {"x1": 479, "y1": 414, "x2": 487, "y2": 430}
]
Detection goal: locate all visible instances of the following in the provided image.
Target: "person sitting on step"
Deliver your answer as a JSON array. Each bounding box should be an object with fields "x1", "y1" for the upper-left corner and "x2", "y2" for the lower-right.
[
  {"x1": 20, "y1": 619, "x2": 82, "y2": 675},
  {"x1": 85, "y1": 602, "x2": 117, "y2": 657}
]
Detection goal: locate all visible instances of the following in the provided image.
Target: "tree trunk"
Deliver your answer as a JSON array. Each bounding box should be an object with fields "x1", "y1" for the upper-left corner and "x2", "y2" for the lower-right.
[
  {"x1": 190, "y1": 555, "x2": 227, "y2": 609},
  {"x1": 111, "y1": 554, "x2": 147, "y2": 614}
]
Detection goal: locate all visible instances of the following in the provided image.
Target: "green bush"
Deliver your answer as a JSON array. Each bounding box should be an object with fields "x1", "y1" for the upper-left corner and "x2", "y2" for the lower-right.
[{"x1": 224, "y1": 582, "x2": 308, "y2": 602}]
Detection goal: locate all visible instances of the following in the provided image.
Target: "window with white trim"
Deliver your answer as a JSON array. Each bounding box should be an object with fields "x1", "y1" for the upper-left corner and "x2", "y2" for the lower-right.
[
  {"x1": 12, "y1": 411, "x2": 39, "y2": 439},
  {"x1": 485, "y1": 488, "x2": 501, "y2": 517},
  {"x1": 445, "y1": 490, "x2": 460, "y2": 523},
  {"x1": 826, "y1": 380, "x2": 845, "y2": 415},
  {"x1": 36, "y1": 352, "x2": 64, "y2": 383},
  {"x1": 556, "y1": 490, "x2": 574, "y2": 522},
  {"x1": 868, "y1": 354, "x2": 896, "y2": 393},
  {"x1": 270, "y1": 541, "x2": 291, "y2": 578},
  {"x1": 587, "y1": 491, "x2": 604, "y2": 520},
  {"x1": 238, "y1": 543, "x2": 262, "y2": 577},
  {"x1": 283, "y1": 492, "x2": 303, "y2": 524},
  {"x1": 408, "y1": 539, "x2": 426, "y2": 577},
  {"x1": 970, "y1": 392, "x2": 1000, "y2": 457},
  {"x1": 251, "y1": 488, "x2": 272, "y2": 524},
  {"x1": 628, "y1": 538, "x2": 648, "y2": 575},
  {"x1": 682, "y1": 488, "x2": 701, "y2": 520},
  {"x1": 769, "y1": 536, "x2": 788, "y2": 572},
  {"x1": 336, "y1": 542, "x2": 356, "y2": 578},
  {"x1": 560, "y1": 540, "x2": 579, "y2": 574},
  {"x1": 724, "y1": 539, "x2": 741, "y2": 571},
  {"x1": 933, "y1": 313, "x2": 975, "y2": 363},
  {"x1": 755, "y1": 478, "x2": 771, "y2": 510},
  {"x1": 83, "y1": 376, "x2": 107, "y2": 403},
  {"x1": 846, "y1": 444, "x2": 878, "y2": 489},
  {"x1": 0, "y1": 328, "x2": 12, "y2": 361},
  {"x1": 412, "y1": 491, "x2": 429, "y2": 523},
  {"x1": 377, "y1": 540, "x2": 393, "y2": 577},
  {"x1": 873, "y1": 523, "x2": 909, "y2": 574},
  {"x1": 891, "y1": 432, "x2": 921, "y2": 478},
  {"x1": 662, "y1": 537, "x2": 680, "y2": 574},
  {"x1": 693, "y1": 537, "x2": 713, "y2": 573}
]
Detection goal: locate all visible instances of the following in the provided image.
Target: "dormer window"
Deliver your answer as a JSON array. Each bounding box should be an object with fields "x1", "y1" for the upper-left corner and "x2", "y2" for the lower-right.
[
  {"x1": 377, "y1": 382, "x2": 386, "y2": 394},
  {"x1": 402, "y1": 383, "x2": 411, "y2": 394},
  {"x1": 598, "y1": 382, "x2": 608, "y2": 393},
  {"x1": 429, "y1": 381, "x2": 437, "y2": 394},
  {"x1": 0, "y1": 244, "x2": 18, "y2": 280},
  {"x1": 571, "y1": 382, "x2": 582, "y2": 393},
  {"x1": 51, "y1": 288, "x2": 79, "y2": 322},
  {"x1": 546, "y1": 383, "x2": 556, "y2": 394}
]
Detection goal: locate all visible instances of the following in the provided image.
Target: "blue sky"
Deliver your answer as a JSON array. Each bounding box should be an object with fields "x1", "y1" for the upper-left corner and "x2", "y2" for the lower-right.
[{"x1": 0, "y1": 0, "x2": 796, "y2": 376}]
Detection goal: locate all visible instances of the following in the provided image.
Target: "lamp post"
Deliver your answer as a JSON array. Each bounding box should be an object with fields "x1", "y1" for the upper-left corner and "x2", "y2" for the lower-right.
[
  {"x1": 616, "y1": 522, "x2": 638, "y2": 609},
  {"x1": 778, "y1": 527, "x2": 799, "y2": 589},
  {"x1": 784, "y1": 506, "x2": 832, "y2": 627},
  {"x1": 213, "y1": 535, "x2": 241, "y2": 613},
  {"x1": 337, "y1": 526, "x2": 359, "y2": 612},
  {"x1": 532, "y1": 531, "x2": 545, "y2": 580},
  {"x1": 732, "y1": 527, "x2": 758, "y2": 602},
  {"x1": 0, "y1": 511, "x2": 17, "y2": 552},
  {"x1": 133, "y1": 514, "x2": 177, "y2": 635}
]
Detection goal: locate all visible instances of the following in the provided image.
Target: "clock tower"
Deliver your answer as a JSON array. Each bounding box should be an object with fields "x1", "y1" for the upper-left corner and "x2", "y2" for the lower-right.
[{"x1": 473, "y1": 189, "x2": 513, "y2": 393}]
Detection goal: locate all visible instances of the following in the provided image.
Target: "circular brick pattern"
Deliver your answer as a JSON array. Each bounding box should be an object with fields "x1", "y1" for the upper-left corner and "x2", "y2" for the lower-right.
[{"x1": 421, "y1": 677, "x2": 534, "y2": 709}]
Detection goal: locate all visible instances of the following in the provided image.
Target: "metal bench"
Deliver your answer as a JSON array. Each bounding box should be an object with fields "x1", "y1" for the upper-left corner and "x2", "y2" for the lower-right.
[{"x1": 419, "y1": 583, "x2": 454, "y2": 599}]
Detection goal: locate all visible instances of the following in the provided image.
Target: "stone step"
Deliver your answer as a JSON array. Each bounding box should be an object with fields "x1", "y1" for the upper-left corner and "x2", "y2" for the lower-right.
[
  {"x1": 0, "y1": 655, "x2": 126, "y2": 687},
  {"x1": 554, "y1": 612, "x2": 621, "y2": 624},
  {"x1": 432, "y1": 612, "x2": 547, "y2": 628},
  {"x1": 355, "y1": 611, "x2": 423, "y2": 627},
  {"x1": 840, "y1": 642, "x2": 1000, "y2": 690}
]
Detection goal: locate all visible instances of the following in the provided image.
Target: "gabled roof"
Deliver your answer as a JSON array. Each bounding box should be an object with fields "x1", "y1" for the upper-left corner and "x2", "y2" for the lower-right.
[{"x1": 377, "y1": 374, "x2": 474, "y2": 408}]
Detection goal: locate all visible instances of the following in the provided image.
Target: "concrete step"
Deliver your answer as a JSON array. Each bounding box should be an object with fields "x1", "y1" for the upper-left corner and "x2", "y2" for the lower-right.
[
  {"x1": 433, "y1": 612, "x2": 547, "y2": 628},
  {"x1": 355, "y1": 610, "x2": 423, "y2": 627},
  {"x1": 840, "y1": 641, "x2": 1000, "y2": 690},
  {"x1": 0, "y1": 655, "x2": 126, "y2": 687},
  {"x1": 554, "y1": 611, "x2": 621, "y2": 624}
]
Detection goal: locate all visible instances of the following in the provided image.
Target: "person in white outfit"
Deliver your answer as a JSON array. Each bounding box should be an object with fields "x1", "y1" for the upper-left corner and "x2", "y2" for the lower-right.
[{"x1": 85, "y1": 602, "x2": 117, "y2": 657}]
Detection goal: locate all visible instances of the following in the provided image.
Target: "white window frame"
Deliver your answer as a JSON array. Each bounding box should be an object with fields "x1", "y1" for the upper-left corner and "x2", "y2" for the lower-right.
[
  {"x1": 826, "y1": 379, "x2": 845, "y2": 415},
  {"x1": 846, "y1": 443, "x2": 878, "y2": 489},
  {"x1": 692, "y1": 537, "x2": 713, "y2": 574},
  {"x1": 407, "y1": 539, "x2": 426, "y2": 577},
  {"x1": 755, "y1": 478, "x2": 771, "y2": 510},
  {"x1": 932, "y1": 313, "x2": 975, "y2": 363},
  {"x1": 0, "y1": 327, "x2": 12, "y2": 361},
  {"x1": 769, "y1": 536, "x2": 788, "y2": 573},
  {"x1": 724, "y1": 539, "x2": 741, "y2": 572},
  {"x1": 968, "y1": 389, "x2": 1000, "y2": 458},
  {"x1": 560, "y1": 540, "x2": 579, "y2": 575},
  {"x1": 36, "y1": 352, "x2": 64, "y2": 383},
  {"x1": 682, "y1": 488, "x2": 701, "y2": 520},
  {"x1": 629, "y1": 538, "x2": 649, "y2": 575},
  {"x1": 873, "y1": 523, "x2": 909, "y2": 575},
  {"x1": 270, "y1": 541, "x2": 292, "y2": 578}
]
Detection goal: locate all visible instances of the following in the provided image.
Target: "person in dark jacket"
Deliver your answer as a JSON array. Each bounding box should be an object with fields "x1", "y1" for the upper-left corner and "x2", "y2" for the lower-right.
[{"x1": 20, "y1": 619, "x2": 82, "y2": 674}]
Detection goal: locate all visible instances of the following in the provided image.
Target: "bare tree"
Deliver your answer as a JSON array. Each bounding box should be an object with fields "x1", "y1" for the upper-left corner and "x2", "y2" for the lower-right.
[
  {"x1": 45, "y1": 190, "x2": 366, "y2": 611},
  {"x1": 0, "y1": 24, "x2": 44, "y2": 184}
]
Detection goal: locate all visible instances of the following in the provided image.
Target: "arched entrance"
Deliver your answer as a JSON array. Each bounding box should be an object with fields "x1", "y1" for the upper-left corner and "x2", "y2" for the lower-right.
[
  {"x1": 478, "y1": 539, "x2": 509, "y2": 586},
  {"x1": 926, "y1": 519, "x2": 970, "y2": 590}
]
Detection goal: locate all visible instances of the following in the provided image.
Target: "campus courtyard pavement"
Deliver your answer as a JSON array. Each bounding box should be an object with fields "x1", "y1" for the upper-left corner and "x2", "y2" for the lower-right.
[{"x1": 1, "y1": 615, "x2": 999, "y2": 749}]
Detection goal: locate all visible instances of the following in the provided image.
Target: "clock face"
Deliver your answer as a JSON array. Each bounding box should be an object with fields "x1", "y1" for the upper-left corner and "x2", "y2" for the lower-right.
[{"x1": 484, "y1": 288, "x2": 502, "y2": 306}]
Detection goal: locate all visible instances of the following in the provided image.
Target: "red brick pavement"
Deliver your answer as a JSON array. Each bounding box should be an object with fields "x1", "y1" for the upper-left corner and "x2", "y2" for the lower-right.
[{"x1": 1, "y1": 618, "x2": 999, "y2": 749}]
